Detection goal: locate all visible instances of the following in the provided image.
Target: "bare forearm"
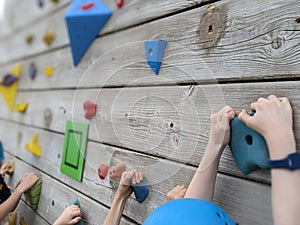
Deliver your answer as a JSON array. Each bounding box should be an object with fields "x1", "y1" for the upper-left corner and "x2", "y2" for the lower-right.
[
  {"x1": 185, "y1": 142, "x2": 223, "y2": 201},
  {"x1": 103, "y1": 192, "x2": 127, "y2": 225},
  {"x1": 0, "y1": 190, "x2": 22, "y2": 221},
  {"x1": 267, "y1": 133, "x2": 300, "y2": 225}
]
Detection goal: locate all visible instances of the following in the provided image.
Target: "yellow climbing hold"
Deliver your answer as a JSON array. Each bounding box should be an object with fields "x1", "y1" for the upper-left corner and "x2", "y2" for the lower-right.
[
  {"x1": 25, "y1": 134, "x2": 41, "y2": 157},
  {"x1": 6, "y1": 160, "x2": 14, "y2": 176},
  {"x1": 20, "y1": 217, "x2": 29, "y2": 225},
  {"x1": 44, "y1": 66, "x2": 53, "y2": 76},
  {"x1": 0, "y1": 64, "x2": 22, "y2": 112},
  {"x1": 15, "y1": 102, "x2": 29, "y2": 113},
  {"x1": 26, "y1": 35, "x2": 34, "y2": 45},
  {"x1": 8, "y1": 210, "x2": 17, "y2": 225},
  {"x1": 43, "y1": 31, "x2": 55, "y2": 46}
]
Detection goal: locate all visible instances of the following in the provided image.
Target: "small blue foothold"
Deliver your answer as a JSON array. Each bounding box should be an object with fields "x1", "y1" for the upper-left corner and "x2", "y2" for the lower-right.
[
  {"x1": 0, "y1": 141, "x2": 4, "y2": 161},
  {"x1": 71, "y1": 199, "x2": 84, "y2": 225},
  {"x1": 132, "y1": 178, "x2": 149, "y2": 203},
  {"x1": 65, "y1": 0, "x2": 112, "y2": 66},
  {"x1": 144, "y1": 40, "x2": 167, "y2": 75},
  {"x1": 229, "y1": 112, "x2": 270, "y2": 175}
]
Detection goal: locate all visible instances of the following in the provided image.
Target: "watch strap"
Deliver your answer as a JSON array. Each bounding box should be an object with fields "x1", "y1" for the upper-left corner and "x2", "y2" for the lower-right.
[{"x1": 269, "y1": 152, "x2": 300, "y2": 170}]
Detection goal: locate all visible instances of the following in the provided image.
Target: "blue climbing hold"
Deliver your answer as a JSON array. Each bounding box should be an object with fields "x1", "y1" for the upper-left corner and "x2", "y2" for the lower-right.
[
  {"x1": 132, "y1": 178, "x2": 149, "y2": 203},
  {"x1": 29, "y1": 63, "x2": 37, "y2": 80},
  {"x1": 1, "y1": 74, "x2": 18, "y2": 87},
  {"x1": 143, "y1": 198, "x2": 237, "y2": 225},
  {"x1": 65, "y1": 0, "x2": 112, "y2": 66},
  {"x1": 71, "y1": 199, "x2": 84, "y2": 225},
  {"x1": 229, "y1": 112, "x2": 270, "y2": 175},
  {"x1": 0, "y1": 141, "x2": 4, "y2": 161},
  {"x1": 144, "y1": 40, "x2": 167, "y2": 75}
]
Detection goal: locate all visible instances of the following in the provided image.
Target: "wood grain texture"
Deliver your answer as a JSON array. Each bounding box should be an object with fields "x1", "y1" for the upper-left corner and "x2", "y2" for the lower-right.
[
  {"x1": 1, "y1": 121, "x2": 272, "y2": 225},
  {"x1": 3, "y1": 153, "x2": 136, "y2": 225},
  {"x1": 0, "y1": 0, "x2": 71, "y2": 37},
  {"x1": 1, "y1": 0, "x2": 300, "y2": 86},
  {"x1": 3, "y1": 81, "x2": 300, "y2": 182}
]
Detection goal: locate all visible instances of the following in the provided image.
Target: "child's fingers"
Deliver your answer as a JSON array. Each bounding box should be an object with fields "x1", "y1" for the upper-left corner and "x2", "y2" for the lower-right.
[
  {"x1": 268, "y1": 95, "x2": 280, "y2": 103},
  {"x1": 70, "y1": 217, "x2": 82, "y2": 225},
  {"x1": 238, "y1": 109, "x2": 253, "y2": 126}
]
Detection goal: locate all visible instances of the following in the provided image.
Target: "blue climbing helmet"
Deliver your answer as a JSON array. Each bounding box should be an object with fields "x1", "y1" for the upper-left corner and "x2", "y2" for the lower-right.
[{"x1": 143, "y1": 198, "x2": 238, "y2": 225}]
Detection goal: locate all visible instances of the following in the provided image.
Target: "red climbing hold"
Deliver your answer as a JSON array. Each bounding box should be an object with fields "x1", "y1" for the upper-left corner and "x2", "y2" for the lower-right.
[
  {"x1": 83, "y1": 101, "x2": 97, "y2": 119},
  {"x1": 115, "y1": 0, "x2": 124, "y2": 8},
  {"x1": 81, "y1": 2, "x2": 95, "y2": 10},
  {"x1": 98, "y1": 164, "x2": 109, "y2": 180}
]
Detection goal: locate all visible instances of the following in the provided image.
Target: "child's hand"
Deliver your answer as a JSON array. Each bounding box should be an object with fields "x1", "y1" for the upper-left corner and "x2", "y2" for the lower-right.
[
  {"x1": 15, "y1": 173, "x2": 40, "y2": 194},
  {"x1": 116, "y1": 170, "x2": 144, "y2": 200},
  {"x1": 238, "y1": 95, "x2": 296, "y2": 159},
  {"x1": 53, "y1": 205, "x2": 82, "y2": 225},
  {"x1": 238, "y1": 95, "x2": 293, "y2": 142},
  {"x1": 208, "y1": 106, "x2": 235, "y2": 150},
  {"x1": 0, "y1": 163, "x2": 8, "y2": 176},
  {"x1": 166, "y1": 185, "x2": 187, "y2": 201}
]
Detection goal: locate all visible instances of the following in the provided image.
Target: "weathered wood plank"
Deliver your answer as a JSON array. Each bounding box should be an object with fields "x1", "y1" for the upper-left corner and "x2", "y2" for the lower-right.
[
  {"x1": 1, "y1": 121, "x2": 272, "y2": 224},
  {"x1": 0, "y1": 0, "x2": 71, "y2": 37},
  {"x1": 1, "y1": 0, "x2": 300, "y2": 86},
  {"x1": 3, "y1": 81, "x2": 300, "y2": 182},
  {"x1": 0, "y1": 0, "x2": 210, "y2": 65},
  {"x1": 0, "y1": 0, "x2": 211, "y2": 38},
  {"x1": 13, "y1": 201, "x2": 50, "y2": 225},
  {"x1": 0, "y1": 7, "x2": 69, "y2": 65},
  {"x1": 3, "y1": 153, "x2": 136, "y2": 225}
]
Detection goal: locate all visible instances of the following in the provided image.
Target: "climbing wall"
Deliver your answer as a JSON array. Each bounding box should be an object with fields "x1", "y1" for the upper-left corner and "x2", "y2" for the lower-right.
[{"x1": 1, "y1": 0, "x2": 300, "y2": 224}]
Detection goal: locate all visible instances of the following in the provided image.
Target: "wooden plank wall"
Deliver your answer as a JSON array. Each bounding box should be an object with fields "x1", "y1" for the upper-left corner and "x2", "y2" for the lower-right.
[{"x1": 0, "y1": 0, "x2": 299, "y2": 224}]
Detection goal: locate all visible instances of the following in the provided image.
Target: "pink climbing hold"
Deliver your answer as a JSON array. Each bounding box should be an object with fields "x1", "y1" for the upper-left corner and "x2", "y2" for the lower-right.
[
  {"x1": 81, "y1": 2, "x2": 95, "y2": 10},
  {"x1": 109, "y1": 164, "x2": 126, "y2": 181},
  {"x1": 98, "y1": 164, "x2": 109, "y2": 180},
  {"x1": 83, "y1": 101, "x2": 97, "y2": 119}
]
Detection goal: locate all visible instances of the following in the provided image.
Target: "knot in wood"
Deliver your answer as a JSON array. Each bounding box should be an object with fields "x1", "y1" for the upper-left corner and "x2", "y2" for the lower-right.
[{"x1": 198, "y1": 5, "x2": 227, "y2": 49}]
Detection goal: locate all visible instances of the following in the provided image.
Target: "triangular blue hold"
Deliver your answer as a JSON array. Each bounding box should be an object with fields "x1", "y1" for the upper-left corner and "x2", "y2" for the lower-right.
[
  {"x1": 144, "y1": 40, "x2": 167, "y2": 75},
  {"x1": 0, "y1": 141, "x2": 4, "y2": 161},
  {"x1": 65, "y1": 0, "x2": 112, "y2": 66},
  {"x1": 132, "y1": 178, "x2": 150, "y2": 203},
  {"x1": 229, "y1": 112, "x2": 270, "y2": 175},
  {"x1": 71, "y1": 199, "x2": 84, "y2": 225}
]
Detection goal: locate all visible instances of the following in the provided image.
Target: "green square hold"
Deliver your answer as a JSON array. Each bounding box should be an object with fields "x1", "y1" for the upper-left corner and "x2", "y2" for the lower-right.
[{"x1": 60, "y1": 121, "x2": 89, "y2": 182}]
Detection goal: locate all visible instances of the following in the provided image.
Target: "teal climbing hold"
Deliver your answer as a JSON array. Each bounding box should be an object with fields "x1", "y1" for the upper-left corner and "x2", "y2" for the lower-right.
[
  {"x1": 0, "y1": 141, "x2": 4, "y2": 161},
  {"x1": 229, "y1": 112, "x2": 270, "y2": 174},
  {"x1": 72, "y1": 199, "x2": 84, "y2": 225},
  {"x1": 144, "y1": 40, "x2": 167, "y2": 75},
  {"x1": 65, "y1": 0, "x2": 112, "y2": 66}
]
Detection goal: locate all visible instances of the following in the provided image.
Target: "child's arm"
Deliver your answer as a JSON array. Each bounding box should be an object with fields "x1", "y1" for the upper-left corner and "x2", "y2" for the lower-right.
[
  {"x1": 239, "y1": 95, "x2": 300, "y2": 225},
  {"x1": 184, "y1": 106, "x2": 235, "y2": 201},
  {"x1": 103, "y1": 170, "x2": 143, "y2": 225},
  {"x1": 0, "y1": 173, "x2": 39, "y2": 221}
]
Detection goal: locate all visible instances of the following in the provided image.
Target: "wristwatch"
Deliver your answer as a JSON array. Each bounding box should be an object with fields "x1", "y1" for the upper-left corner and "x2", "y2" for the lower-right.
[{"x1": 269, "y1": 152, "x2": 300, "y2": 170}]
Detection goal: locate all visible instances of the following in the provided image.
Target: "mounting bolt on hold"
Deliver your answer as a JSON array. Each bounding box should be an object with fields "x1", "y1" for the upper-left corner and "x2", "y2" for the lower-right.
[
  {"x1": 271, "y1": 37, "x2": 282, "y2": 49},
  {"x1": 81, "y1": 2, "x2": 95, "y2": 10}
]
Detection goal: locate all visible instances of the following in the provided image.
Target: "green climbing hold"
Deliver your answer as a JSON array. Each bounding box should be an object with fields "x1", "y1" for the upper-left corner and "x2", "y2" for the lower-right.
[{"x1": 25, "y1": 179, "x2": 42, "y2": 210}]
